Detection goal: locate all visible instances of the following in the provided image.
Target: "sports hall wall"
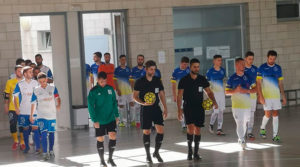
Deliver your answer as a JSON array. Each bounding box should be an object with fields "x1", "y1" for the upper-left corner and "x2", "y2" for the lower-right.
[{"x1": 0, "y1": 0, "x2": 299, "y2": 137}]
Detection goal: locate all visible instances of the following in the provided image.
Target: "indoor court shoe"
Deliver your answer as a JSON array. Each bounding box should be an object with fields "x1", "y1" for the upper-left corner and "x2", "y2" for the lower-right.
[
  {"x1": 118, "y1": 122, "x2": 125, "y2": 127},
  {"x1": 146, "y1": 154, "x2": 153, "y2": 163},
  {"x1": 187, "y1": 152, "x2": 193, "y2": 160},
  {"x1": 49, "y1": 150, "x2": 55, "y2": 158},
  {"x1": 12, "y1": 142, "x2": 19, "y2": 151},
  {"x1": 193, "y1": 154, "x2": 202, "y2": 160},
  {"x1": 153, "y1": 152, "x2": 163, "y2": 162},
  {"x1": 42, "y1": 153, "x2": 50, "y2": 161},
  {"x1": 34, "y1": 149, "x2": 41, "y2": 155},
  {"x1": 136, "y1": 122, "x2": 141, "y2": 128},
  {"x1": 100, "y1": 160, "x2": 107, "y2": 167},
  {"x1": 248, "y1": 133, "x2": 255, "y2": 141},
  {"x1": 260, "y1": 129, "x2": 267, "y2": 139},
  {"x1": 107, "y1": 158, "x2": 117, "y2": 167},
  {"x1": 23, "y1": 147, "x2": 30, "y2": 153},
  {"x1": 131, "y1": 121, "x2": 136, "y2": 127},
  {"x1": 272, "y1": 135, "x2": 280, "y2": 142},
  {"x1": 216, "y1": 129, "x2": 225, "y2": 136},
  {"x1": 209, "y1": 125, "x2": 214, "y2": 134},
  {"x1": 241, "y1": 141, "x2": 247, "y2": 150},
  {"x1": 20, "y1": 144, "x2": 26, "y2": 151}
]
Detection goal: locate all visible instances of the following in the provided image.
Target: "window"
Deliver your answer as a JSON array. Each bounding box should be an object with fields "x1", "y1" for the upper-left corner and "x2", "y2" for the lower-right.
[
  {"x1": 172, "y1": 4, "x2": 246, "y2": 77},
  {"x1": 277, "y1": 0, "x2": 300, "y2": 20},
  {"x1": 37, "y1": 31, "x2": 52, "y2": 50}
]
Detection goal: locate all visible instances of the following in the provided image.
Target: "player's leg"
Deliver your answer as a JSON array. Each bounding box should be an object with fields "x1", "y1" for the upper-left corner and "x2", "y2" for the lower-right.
[
  {"x1": 209, "y1": 92, "x2": 220, "y2": 134},
  {"x1": 216, "y1": 94, "x2": 225, "y2": 135},
  {"x1": 21, "y1": 115, "x2": 31, "y2": 153},
  {"x1": 186, "y1": 124, "x2": 195, "y2": 160},
  {"x1": 107, "y1": 120, "x2": 117, "y2": 167},
  {"x1": 232, "y1": 110, "x2": 246, "y2": 149},
  {"x1": 260, "y1": 110, "x2": 271, "y2": 138},
  {"x1": 96, "y1": 124, "x2": 107, "y2": 166},
  {"x1": 32, "y1": 125, "x2": 40, "y2": 154},
  {"x1": 153, "y1": 108, "x2": 165, "y2": 162},
  {"x1": 48, "y1": 120, "x2": 56, "y2": 158},
  {"x1": 141, "y1": 108, "x2": 152, "y2": 163},
  {"x1": 272, "y1": 110, "x2": 280, "y2": 142},
  {"x1": 128, "y1": 94, "x2": 136, "y2": 127},
  {"x1": 117, "y1": 95, "x2": 126, "y2": 127},
  {"x1": 193, "y1": 109, "x2": 205, "y2": 159},
  {"x1": 18, "y1": 126, "x2": 25, "y2": 150},
  {"x1": 38, "y1": 119, "x2": 49, "y2": 160},
  {"x1": 9, "y1": 111, "x2": 19, "y2": 150},
  {"x1": 247, "y1": 98, "x2": 257, "y2": 140},
  {"x1": 135, "y1": 104, "x2": 141, "y2": 128}
]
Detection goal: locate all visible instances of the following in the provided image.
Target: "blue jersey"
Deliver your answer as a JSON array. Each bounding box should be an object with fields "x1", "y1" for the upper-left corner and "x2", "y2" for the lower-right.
[
  {"x1": 244, "y1": 65, "x2": 258, "y2": 99},
  {"x1": 131, "y1": 66, "x2": 145, "y2": 80},
  {"x1": 206, "y1": 67, "x2": 226, "y2": 92},
  {"x1": 114, "y1": 66, "x2": 132, "y2": 95},
  {"x1": 226, "y1": 73, "x2": 255, "y2": 109},
  {"x1": 86, "y1": 64, "x2": 91, "y2": 80},
  {"x1": 257, "y1": 63, "x2": 283, "y2": 99},
  {"x1": 91, "y1": 62, "x2": 104, "y2": 85},
  {"x1": 141, "y1": 69, "x2": 161, "y2": 79},
  {"x1": 171, "y1": 67, "x2": 190, "y2": 83}
]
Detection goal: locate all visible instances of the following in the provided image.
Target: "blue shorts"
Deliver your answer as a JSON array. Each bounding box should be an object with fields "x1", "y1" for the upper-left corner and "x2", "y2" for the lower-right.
[
  {"x1": 18, "y1": 114, "x2": 38, "y2": 128},
  {"x1": 37, "y1": 119, "x2": 56, "y2": 132}
]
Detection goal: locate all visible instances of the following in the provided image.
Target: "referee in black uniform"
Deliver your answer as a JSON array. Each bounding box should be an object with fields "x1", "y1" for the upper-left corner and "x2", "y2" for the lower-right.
[
  {"x1": 133, "y1": 60, "x2": 168, "y2": 163},
  {"x1": 177, "y1": 58, "x2": 218, "y2": 160}
]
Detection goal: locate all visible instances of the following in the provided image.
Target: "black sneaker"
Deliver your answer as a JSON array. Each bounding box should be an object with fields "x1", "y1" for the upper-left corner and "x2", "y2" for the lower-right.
[
  {"x1": 153, "y1": 152, "x2": 163, "y2": 162},
  {"x1": 193, "y1": 154, "x2": 202, "y2": 160},
  {"x1": 146, "y1": 154, "x2": 153, "y2": 163},
  {"x1": 187, "y1": 152, "x2": 193, "y2": 160},
  {"x1": 100, "y1": 160, "x2": 107, "y2": 167},
  {"x1": 107, "y1": 158, "x2": 116, "y2": 167}
]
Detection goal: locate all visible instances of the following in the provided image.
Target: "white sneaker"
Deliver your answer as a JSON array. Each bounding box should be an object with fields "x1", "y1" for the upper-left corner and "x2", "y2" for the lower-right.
[{"x1": 209, "y1": 125, "x2": 214, "y2": 134}]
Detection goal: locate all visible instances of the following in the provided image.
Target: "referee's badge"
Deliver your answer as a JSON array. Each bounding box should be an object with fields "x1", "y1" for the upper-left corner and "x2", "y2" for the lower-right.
[
  {"x1": 108, "y1": 89, "x2": 112, "y2": 94},
  {"x1": 198, "y1": 87, "x2": 203, "y2": 92},
  {"x1": 155, "y1": 88, "x2": 159, "y2": 93}
]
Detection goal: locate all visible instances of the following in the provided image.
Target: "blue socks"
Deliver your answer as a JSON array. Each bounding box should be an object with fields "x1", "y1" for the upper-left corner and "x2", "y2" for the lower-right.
[
  {"x1": 41, "y1": 131, "x2": 48, "y2": 153},
  {"x1": 49, "y1": 132, "x2": 54, "y2": 151},
  {"x1": 33, "y1": 129, "x2": 40, "y2": 151}
]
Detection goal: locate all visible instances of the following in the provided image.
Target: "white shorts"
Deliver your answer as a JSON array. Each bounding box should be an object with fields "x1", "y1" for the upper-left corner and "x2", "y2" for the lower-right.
[
  {"x1": 251, "y1": 98, "x2": 257, "y2": 112},
  {"x1": 263, "y1": 99, "x2": 282, "y2": 111},
  {"x1": 117, "y1": 94, "x2": 133, "y2": 106},
  {"x1": 232, "y1": 108, "x2": 251, "y2": 120},
  {"x1": 213, "y1": 92, "x2": 225, "y2": 111}
]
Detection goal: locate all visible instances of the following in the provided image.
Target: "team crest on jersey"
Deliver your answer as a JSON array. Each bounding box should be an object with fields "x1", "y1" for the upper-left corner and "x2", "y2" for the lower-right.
[
  {"x1": 274, "y1": 66, "x2": 278, "y2": 71},
  {"x1": 251, "y1": 68, "x2": 255, "y2": 72},
  {"x1": 220, "y1": 70, "x2": 224, "y2": 75},
  {"x1": 243, "y1": 76, "x2": 248, "y2": 80},
  {"x1": 98, "y1": 93, "x2": 101, "y2": 95}
]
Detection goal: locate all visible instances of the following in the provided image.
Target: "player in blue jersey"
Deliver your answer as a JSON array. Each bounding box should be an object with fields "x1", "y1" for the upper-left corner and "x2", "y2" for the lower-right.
[
  {"x1": 90, "y1": 52, "x2": 104, "y2": 87},
  {"x1": 257, "y1": 50, "x2": 286, "y2": 142},
  {"x1": 244, "y1": 51, "x2": 258, "y2": 140},
  {"x1": 171, "y1": 56, "x2": 190, "y2": 131},
  {"x1": 129, "y1": 54, "x2": 145, "y2": 128},
  {"x1": 86, "y1": 64, "x2": 92, "y2": 93},
  {"x1": 35, "y1": 54, "x2": 53, "y2": 83},
  {"x1": 225, "y1": 58, "x2": 256, "y2": 150},
  {"x1": 206, "y1": 55, "x2": 226, "y2": 136},
  {"x1": 114, "y1": 55, "x2": 134, "y2": 127}
]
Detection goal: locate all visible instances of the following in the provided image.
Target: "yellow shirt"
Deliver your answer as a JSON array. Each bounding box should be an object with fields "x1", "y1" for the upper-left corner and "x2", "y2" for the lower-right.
[{"x1": 4, "y1": 78, "x2": 19, "y2": 111}]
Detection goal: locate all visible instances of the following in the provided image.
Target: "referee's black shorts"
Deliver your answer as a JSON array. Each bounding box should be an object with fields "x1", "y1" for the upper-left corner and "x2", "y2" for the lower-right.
[
  {"x1": 141, "y1": 106, "x2": 164, "y2": 129},
  {"x1": 95, "y1": 120, "x2": 117, "y2": 137},
  {"x1": 183, "y1": 104, "x2": 205, "y2": 128}
]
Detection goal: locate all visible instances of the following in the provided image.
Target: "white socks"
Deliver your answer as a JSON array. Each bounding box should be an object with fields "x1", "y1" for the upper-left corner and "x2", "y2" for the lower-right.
[
  {"x1": 273, "y1": 116, "x2": 279, "y2": 137},
  {"x1": 260, "y1": 115, "x2": 270, "y2": 129}
]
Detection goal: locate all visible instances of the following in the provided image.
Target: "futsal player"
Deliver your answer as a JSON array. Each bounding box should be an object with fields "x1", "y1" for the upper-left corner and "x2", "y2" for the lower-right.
[
  {"x1": 35, "y1": 54, "x2": 54, "y2": 83},
  {"x1": 206, "y1": 55, "x2": 226, "y2": 135},
  {"x1": 171, "y1": 56, "x2": 190, "y2": 131},
  {"x1": 133, "y1": 60, "x2": 168, "y2": 163},
  {"x1": 177, "y1": 58, "x2": 217, "y2": 160},
  {"x1": 91, "y1": 52, "x2": 104, "y2": 87},
  {"x1": 225, "y1": 58, "x2": 256, "y2": 149},
  {"x1": 257, "y1": 50, "x2": 286, "y2": 142},
  {"x1": 88, "y1": 72, "x2": 119, "y2": 167},
  {"x1": 30, "y1": 72, "x2": 61, "y2": 160},
  {"x1": 98, "y1": 52, "x2": 116, "y2": 89}
]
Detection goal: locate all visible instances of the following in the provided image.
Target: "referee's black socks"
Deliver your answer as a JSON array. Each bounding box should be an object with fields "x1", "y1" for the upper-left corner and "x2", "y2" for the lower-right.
[
  {"x1": 154, "y1": 133, "x2": 164, "y2": 153},
  {"x1": 194, "y1": 135, "x2": 201, "y2": 155},
  {"x1": 143, "y1": 134, "x2": 151, "y2": 156},
  {"x1": 108, "y1": 140, "x2": 116, "y2": 160},
  {"x1": 187, "y1": 134, "x2": 194, "y2": 154},
  {"x1": 97, "y1": 141, "x2": 105, "y2": 162}
]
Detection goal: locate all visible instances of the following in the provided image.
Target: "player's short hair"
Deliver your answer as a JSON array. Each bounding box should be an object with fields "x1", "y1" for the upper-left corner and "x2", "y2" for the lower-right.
[
  {"x1": 16, "y1": 58, "x2": 25, "y2": 65},
  {"x1": 22, "y1": 66, "x2": 32, "y2": 74},
  {"x1": 97, "y1": 71, "x2": 107, "y2": 79},
  {"x1": 181, "y1": 56, "x2": 189, "y2": 63},
  {"x1": 245, "y1": 51, "x2": 254, "y2": 57},
  {"x1": 267, "y1": 50, "x2": 277, "y2": 57},
  {"x1": 190, "y1": 58, "x2": 200, "y2": 66},
  {"x1": 35, "y1": 54, "x2": 42, "y2": 58},
  {"x1": 25, "y1": 59, "x2": 32, "y2": 66},
  {"x1": 119, "y1": 54, "x2": 126, "y2": 59},
  {"x1": 33, "y1": 66, "x2": 40, "y2": 71},
  {"x1": 37, "y1": 72, "x2": 47, "y2": 80},
  {"x1": 15, "y1": 65, "x2": 23, "y2": 71},
  {"x1": 104, "y1": 52, "x2": 110, "y2": 56},
  {"x1": 145, "y1": 60, "x2": 157, "y2": 69},
  {"x1": 94, "y1": 52, "x2": 102, "y2": 59},
  {"x1": 213, "y1": 55, "x2": 222, "y2": 59},
  {"x1": 137, "y1": 54, "x2": 144, "y2": 59},
  {"x1": 235, "y1": 58, "x2": 244, "y2": 63}
]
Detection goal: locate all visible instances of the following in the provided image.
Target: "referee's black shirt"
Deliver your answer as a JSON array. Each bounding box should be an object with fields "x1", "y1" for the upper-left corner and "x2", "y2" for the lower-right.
[
  {"x1": 134, "y1": 76, "x2": 164, "y2": 108},
  {"x1": 178, "y1": 74, "x2": 210, "y2": 107}
]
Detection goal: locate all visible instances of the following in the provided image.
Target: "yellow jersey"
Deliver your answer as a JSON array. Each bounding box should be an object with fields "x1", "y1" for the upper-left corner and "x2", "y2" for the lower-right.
[{"x1": 4, "y1": 78, "x2": 19, "y2": 111}]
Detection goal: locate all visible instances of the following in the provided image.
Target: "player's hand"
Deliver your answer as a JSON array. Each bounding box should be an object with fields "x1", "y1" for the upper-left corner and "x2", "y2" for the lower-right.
[
  {"x1": 259, "y1": 96, "x2": 265, "y2": 105},
  {"x1": 143, "y1": 101, "x2": 154, "y2": 106},
  {"x1": 56, "y1": 105, "x2": 61, "y2": 112},
  {"x1": 213, "y1": 102, "x2": 218, "y2": 110},
  {"x1": 235, "y1": 85, "x2": 242, "y2": 93},
  {"x1": 282, "y1": 96, "x2": 287, "y2": 106},
  {"x1": 29, "y1": 116, "x2": 34, "y2": 124},
  {"x1": 115, "y1": 118, "x2": 119, "y2": 125},
  {"x1": 163, "y1": 109, "x2": 168, "y2": 120},
  {"x1": 177, "y1": 109, "x2": 183, "y2": 121},
  {"x1": 15, "y1": 108, "x2": 20, "y2": 115},
  {"x1": 94, "y1": 122, "x2": 100, "y2": 128}
]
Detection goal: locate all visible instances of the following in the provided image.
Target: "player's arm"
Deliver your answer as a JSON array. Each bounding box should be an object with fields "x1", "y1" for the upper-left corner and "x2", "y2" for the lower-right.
[
  {"x1": 129, "y1": 77, "x2": 135, "y2": 91},
  {"x1": 159, "y1": 90, "x2": 168, "y2": 119},
  {"x1": 54, "y1": 87, "x2": 61, "y2": 111},
  {"x1": 256, "y1": 78, "x2": 265, "y2": 104},
  {"x1": 176, "y1": 89, "x2": 184, "y2": 121},
  {"x1": 47, "y1": 70, "x2": 54, "y2": 83},
  {"x1": 204, "y1": 87, "x2": 218, "y2": 109},
  {"x1": 30, "y1": 92, "x2": 37, "y2": 123},
  {"x1": 112, "y1": 90, "x2": 119, "y2": 123},
  {"x1": 13, "y1": 84, "x2": 20, "y2": 115},
  {"x1": 279, "y1": 79, "x2": 286, "y2": 105},
  {"x1": 3, "y1": 81, "x2": 10, "y2": 114}
]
